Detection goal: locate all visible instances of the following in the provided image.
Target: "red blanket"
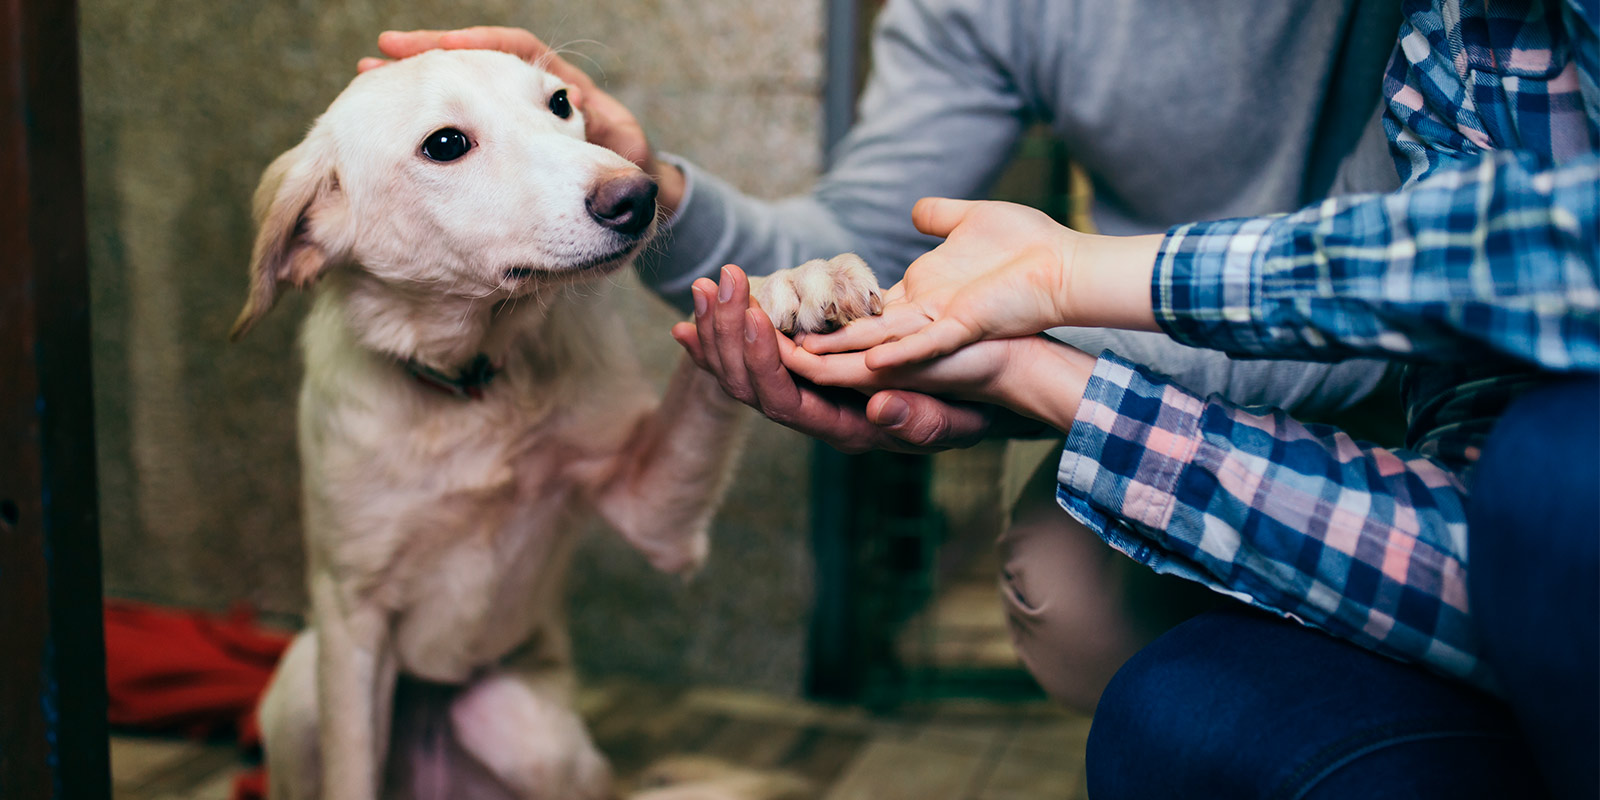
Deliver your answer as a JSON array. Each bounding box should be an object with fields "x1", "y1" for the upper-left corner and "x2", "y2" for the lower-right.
[{"x1": 104, "y1": 599, "x2": 291, "y2": 800}]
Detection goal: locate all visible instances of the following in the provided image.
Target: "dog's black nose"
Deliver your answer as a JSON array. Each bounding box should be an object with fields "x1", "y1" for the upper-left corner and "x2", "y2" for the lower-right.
[{"x1": 586, "y1": 172, "x2": 658, "y2": 237}]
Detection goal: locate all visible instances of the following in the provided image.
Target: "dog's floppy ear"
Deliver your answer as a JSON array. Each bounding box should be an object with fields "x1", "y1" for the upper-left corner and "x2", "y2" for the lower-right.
[{"x1": 229, "y1": 139, "x2": 347, "y2": 341}]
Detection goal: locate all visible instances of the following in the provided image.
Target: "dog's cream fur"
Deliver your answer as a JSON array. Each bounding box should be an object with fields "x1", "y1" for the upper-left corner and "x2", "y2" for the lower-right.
[{"x1": 237, "y1": 49, "x2": 880, "y2": 800}]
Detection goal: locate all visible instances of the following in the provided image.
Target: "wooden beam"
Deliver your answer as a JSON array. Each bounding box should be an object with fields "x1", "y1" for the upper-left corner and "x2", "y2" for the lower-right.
[{"x1": 0, "y1": 0, "x2": 111, "y2": 795}]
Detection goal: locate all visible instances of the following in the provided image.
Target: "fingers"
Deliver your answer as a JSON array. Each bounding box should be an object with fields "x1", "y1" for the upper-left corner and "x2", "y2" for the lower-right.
[
  {"x1": 438, "y1": 26, "x2": 546, "y2": 55},
  {"x1": 356, "y1": 57, "x2": 391, "y2": 72},
  {"x1": 379, "y1": 27, "x2": 543, "y2": 60},
  {"x1": 690, "y1": 279, "x2": 728, "y2": 387},
  {"x1": 737, "y1": 306, "x2": 923, "y2": 454},
  {"x1": 681, "y1": 302, "x2": 982, "y2": 455},
  {"x1": 688, "y1": 267, "x2": 762, "y2": 405},
  {"x1": 740, "y1": 307, "x2": 807, "y2": 421},
  {"x1": 780, "y1": 341, "x2": 879, "y2": 390},
  {"x1": 375, "y1": 29, "x2": 451, "y2": 59},
  {"x1": 911, "y1": 196, "x2": 981, "y2": 239},
  {"x1": 373, "y1": 27, "x2": 595, "y2": 93},
  {"x1": 867, "y1": 391, "x2": 993, "y2": 450},
  {"x1": 800, "y1": 304, "x2": 931, "y2": 354},
  {"x1": 711, "y1": 266, "x2": 757, "y2": 402},
  {"x1": 670, "y1": 321, "x2": 707, "y2": 367},
  {"x1": 862, "y1": 317, "x2": 977, "y2": 370}
]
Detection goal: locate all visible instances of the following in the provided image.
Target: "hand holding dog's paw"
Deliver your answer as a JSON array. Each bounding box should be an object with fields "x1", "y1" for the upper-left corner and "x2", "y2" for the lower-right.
[{"x1": 751, "y1": 253, "x2": 883, "y2": 336}]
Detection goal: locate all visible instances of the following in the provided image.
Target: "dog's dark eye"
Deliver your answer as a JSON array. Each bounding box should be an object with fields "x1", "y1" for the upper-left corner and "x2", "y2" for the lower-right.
[
  {"x1": 548, "y1": 89, "x2": 572, "y2": 120},
  {"x1": 421, "y1": 128, "x2": 472, "y2": 162}
]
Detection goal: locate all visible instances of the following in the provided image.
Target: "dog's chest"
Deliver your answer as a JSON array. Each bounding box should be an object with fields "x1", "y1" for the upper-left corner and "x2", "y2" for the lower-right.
[
  {"x1": 308, "y1": 393, "x2": 632, "y2": 684},
  {"x1": 387, "y1": 479, "x2": 582, "y2": 683}
]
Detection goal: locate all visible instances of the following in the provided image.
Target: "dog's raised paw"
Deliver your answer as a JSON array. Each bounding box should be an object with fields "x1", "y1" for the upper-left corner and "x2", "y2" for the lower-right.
[{"x1": 751, "y1": 253, "x2": 883, "y2": 336}]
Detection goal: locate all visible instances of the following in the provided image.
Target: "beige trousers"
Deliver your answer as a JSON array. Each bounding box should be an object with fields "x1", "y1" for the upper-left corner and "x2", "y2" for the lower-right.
[{"x1": 997, "y1": 446, "x2": 1221, "y2": 713}]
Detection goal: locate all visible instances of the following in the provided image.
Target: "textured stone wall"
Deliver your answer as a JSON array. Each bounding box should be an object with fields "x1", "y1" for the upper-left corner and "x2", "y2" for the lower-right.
[{"x1": 83, "y1": 0, "x2": 825, "y2": 692}]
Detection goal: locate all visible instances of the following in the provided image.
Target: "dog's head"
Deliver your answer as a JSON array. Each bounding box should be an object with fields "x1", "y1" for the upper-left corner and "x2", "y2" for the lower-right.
[{"x1": 230, "y1": 49, "x2": 657, "y2": 340}]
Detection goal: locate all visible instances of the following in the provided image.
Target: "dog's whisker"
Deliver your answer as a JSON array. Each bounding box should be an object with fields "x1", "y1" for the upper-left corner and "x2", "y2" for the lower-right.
[{"x1": 544, "y1": 39, "x2": 611, "y2": 80}]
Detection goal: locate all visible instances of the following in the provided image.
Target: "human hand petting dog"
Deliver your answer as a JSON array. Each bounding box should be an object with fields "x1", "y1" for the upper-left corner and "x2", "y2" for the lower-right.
[
  {"x1": 803, "y1": 198, "x2": 1165, "y2": 370},
  {"x1": 359, "y1": 26, "x2": 687, "y2": 215}
]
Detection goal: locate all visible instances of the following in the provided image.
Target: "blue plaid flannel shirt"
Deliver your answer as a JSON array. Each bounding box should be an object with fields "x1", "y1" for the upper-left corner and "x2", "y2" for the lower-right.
[{"x1": 1057, "y1": 0, "x2": 1599, "y2": 689}]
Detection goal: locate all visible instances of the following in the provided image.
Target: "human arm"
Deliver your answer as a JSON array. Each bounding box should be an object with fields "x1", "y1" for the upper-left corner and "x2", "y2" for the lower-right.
[
  {"x1": 792, "y1": 334, "x2": 1491, "y2": 688},
  {"x1": 632, "y1": 0, "x2": 1035, "y2": 308},
  {"x1": 1155, "y1": 149, "x2": 1600, "y2": 370},
  {"x1": 814, "y1": 150, "x2": 1599, "y2": 373}
]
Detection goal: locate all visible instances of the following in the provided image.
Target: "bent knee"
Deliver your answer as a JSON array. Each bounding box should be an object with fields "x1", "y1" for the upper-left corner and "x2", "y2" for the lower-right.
[{"x1": 998, "y1": 516, "x2": 1148, "y2": 712}]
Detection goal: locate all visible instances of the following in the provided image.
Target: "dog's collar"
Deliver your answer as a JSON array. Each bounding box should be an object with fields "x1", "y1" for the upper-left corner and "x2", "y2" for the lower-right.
[{"x1": 404, "y1": 354, "x2": 500, "y2": 401}]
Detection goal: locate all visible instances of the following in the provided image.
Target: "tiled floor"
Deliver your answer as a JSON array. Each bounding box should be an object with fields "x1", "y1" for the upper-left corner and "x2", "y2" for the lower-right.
[{"x1": 111, "y1": 681, "x2": 1090, "y2": 799}]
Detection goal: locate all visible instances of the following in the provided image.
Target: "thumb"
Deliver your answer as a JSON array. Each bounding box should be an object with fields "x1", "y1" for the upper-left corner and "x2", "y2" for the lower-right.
[
  {"x1": 911, "y1": 197, "x2": 981, "y2": 239},
  {"x1": 867, "y1": 391, "x2": 991, "y2": 449}
]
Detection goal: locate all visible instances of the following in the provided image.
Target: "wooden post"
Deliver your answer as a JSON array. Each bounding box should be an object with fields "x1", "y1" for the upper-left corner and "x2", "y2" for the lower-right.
[{"x1": 0, "y1": 0, "x2": 112, "y2": 796}]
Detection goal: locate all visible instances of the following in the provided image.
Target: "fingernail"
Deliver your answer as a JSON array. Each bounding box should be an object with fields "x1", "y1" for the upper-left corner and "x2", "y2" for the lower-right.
[
  {"x1": 718, "y1": 268, "x2": 734, "y2": 302},
  {"x1": 693, "y1": 287, "x2": 707, "y2": 317},
  {"x1": 745, "y1": 312, "x2": 759, "y2": 342},
  {"x1": 875, "y1": 396, "x2": 909, "y2": 427}
]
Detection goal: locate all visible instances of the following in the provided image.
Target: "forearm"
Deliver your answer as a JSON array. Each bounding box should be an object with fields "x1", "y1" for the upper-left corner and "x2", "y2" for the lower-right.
[
  {"x1": 1155, "y1": 150, "x2": 1600, "y2": 369},
  {"x1": 636, "y1": 157, "x2": 871, "y2": 312},
  {"x1": 1044, "y1": 327, "x2": 1391, "y2": 418},
  {"x1": 988, "y1": 339, "x2": 1100, "y2": 433},
  {"x1": 636, "y1": 0, "x2": 1029, "y2": 312},
  {"x1": 1064, "y1": 232, "x2": 1164, "y2": 332}
]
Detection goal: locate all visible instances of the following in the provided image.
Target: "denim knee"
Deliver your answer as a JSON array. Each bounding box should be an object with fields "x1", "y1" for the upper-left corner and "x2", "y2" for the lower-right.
[{"x1": 1086, "y1": 608, "x2": 1540, "y2": 800}]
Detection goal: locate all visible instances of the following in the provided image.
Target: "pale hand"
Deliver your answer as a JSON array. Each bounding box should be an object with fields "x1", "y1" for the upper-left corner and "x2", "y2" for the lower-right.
[
  {"x1": 784, "y1": 331, "x2": 1101, "y2": 435},
  {"x1": 803, "y1": 198, "x2": 1082, "y2": 370},
  {"x1": 671, "y1": 264, "x2": 1021, "y2": 453},
  {"x1": 802, "y1": 198, "x2": 1164, "y2": 370}
]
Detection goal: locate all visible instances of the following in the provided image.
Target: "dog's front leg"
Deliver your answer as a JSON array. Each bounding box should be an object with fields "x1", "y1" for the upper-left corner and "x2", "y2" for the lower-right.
[
  {"x1": 312, "y1": 573, "x2": 398, "y2": 800},
  {"x1": 592, "y1": 357, "x2": 747, "y2": 574}
]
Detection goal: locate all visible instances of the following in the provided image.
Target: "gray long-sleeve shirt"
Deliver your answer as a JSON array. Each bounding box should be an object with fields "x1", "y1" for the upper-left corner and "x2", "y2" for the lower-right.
[{"x1": 637, "y1": 0, "x2": 1403, "y2": 416}]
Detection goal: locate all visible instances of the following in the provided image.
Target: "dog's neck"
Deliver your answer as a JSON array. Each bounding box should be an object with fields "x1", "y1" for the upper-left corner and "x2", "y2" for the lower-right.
[{"x1": 325, "y1": 269, "x2": 551, "y2": 374}]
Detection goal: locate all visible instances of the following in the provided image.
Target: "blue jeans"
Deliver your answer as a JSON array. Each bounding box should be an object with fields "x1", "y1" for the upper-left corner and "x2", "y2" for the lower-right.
[
  {"x1": 1466, "y1": 375, "x2": 1599, "y2": 798},
  {"x1": 1085, "y1": 607, "x2": 1543, "y2": 799},
  {"x1": 1087, "y1": 377, "x2": 1598, "y2": 798}
]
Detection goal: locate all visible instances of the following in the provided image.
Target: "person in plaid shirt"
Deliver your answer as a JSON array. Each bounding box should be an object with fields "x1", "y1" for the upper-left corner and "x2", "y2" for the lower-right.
[{"x1": 778, "y1": 0, "x2": 1596, "y2": 794}]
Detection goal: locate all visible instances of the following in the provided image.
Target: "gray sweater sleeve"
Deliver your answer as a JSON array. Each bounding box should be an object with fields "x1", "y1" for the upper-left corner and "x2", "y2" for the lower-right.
[
  {"x1": 634, "y1": 0, "x2": 1391, "y2": 416},
  {"x1": 635, "y1": 0, "x2": 1026, "y2": 308}
]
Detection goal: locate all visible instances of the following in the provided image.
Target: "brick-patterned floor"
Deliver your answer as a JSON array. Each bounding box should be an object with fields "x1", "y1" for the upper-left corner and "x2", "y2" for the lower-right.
[{"x1": 110, "y1": 681, "x2": 1090, "y2": 799}]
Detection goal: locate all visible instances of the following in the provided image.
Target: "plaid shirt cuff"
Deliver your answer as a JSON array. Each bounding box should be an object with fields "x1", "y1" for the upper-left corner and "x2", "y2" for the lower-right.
[
  {"x1": 1153, "y1": 216, "x2": 1285, "y2": 355},
  {"x1": 1058, "y1": 355, "x2": 1201, "y2": 533}
]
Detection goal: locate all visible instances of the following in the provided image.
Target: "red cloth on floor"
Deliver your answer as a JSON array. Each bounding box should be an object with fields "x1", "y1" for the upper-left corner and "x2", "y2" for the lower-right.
[
  {"x1": 103, "y1": 600, "x2": 290, "y2": 800},
  {"x1": 104, "y1": 599, "x2": 290, "y2": 735}
]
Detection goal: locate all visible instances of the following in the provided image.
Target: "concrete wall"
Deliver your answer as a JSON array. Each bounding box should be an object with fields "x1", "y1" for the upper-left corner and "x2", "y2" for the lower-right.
[{"x1": 83, "y1": 0, "x2": 826, "y2": 693}]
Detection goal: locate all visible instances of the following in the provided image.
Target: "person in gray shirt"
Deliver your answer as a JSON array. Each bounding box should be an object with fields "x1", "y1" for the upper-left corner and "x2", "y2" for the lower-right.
[{"x1": 373, "y1": 0, "x2": 1402, "y2": 709}]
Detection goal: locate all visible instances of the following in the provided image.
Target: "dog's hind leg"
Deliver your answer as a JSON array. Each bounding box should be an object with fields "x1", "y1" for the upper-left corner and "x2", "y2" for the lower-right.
[
  {"x1": 260, "y1": 632, "x2": 323, "y2": 800},
  {"x1": 448, "y1": 666, "x2": 614, "y2": 800}
]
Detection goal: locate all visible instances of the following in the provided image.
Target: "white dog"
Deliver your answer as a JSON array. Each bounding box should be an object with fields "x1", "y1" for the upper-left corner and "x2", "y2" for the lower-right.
[{"x1": 233, "y1": 49, "x2": 880, "y2": 800}]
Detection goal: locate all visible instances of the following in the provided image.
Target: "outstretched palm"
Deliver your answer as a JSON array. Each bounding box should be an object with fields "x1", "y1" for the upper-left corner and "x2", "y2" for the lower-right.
[{"x1": 806, "y1": 198, "x2": 1081, "y2": 369}]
